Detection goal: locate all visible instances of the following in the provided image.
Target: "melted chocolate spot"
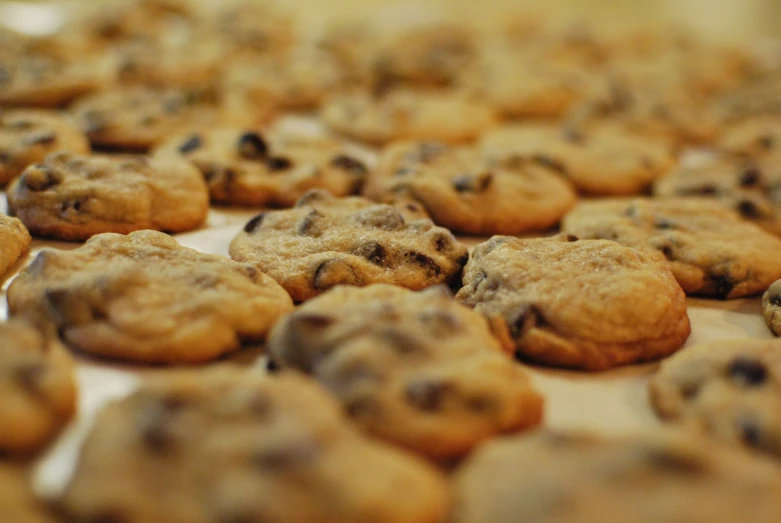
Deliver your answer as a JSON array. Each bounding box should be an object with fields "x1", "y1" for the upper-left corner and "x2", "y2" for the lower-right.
[
  {"x1": 532, "y1": 154, "x2": 567, "y2": 175},
  {"x1": 178, "y1": 134, "x2": 202, "y2": 154},
  {"x1": 660, "y1": 245, "x2": 675, "y2": 260},
  {"x1": 267, "y1": 156, "x2": 292, "y2": 171},
  {"x1": 728, "y1": 357, "x2": 767, "y2": 386},
  {"x1": 237, "y1": 132, "x2": 268, "y2": 159},
  {"x1": 565, "y1": 234, "x2": 579, "y2": 242},
  {"x1": 405, "y1": 251, "x2": 441, "y2": 277},
  {"x1": 770, "y1": 294, "x2": 781, "y2": 307},
  {"x1": 758, "y1": 135, "x2": 775, "y2": 150},
  {"x1": 737, "y1": 199, "x2": 761, "y2": 219},
  {"x1": 452, "y1": 172, "x2": 493, "y2": 193},
  {"x1": 297, "y1": 209, "x2": 325, "y2": 237},
  {"x1": 710, "y1": 275, "x2": 734, "y2": 299},
  {"x1": 739, "y1": 417, "x2": 762, "y2": 448},
  {"x1": 405, "y1": 380, "x2": 452, "y2": 411},
  {"x1": 331, "y1": 155, "x2": 367, "y2": 175},
  {"x1": 14, "y1": 363, "x2": 46, "y2": 395},
  {"x1": 243, "y1": 213, "x2": 265, "y2": 233},
  {"x1": 313, "y1": 259, "x2": 361, "y2": 290},
  {"x1": 60, "y1": 197, "x2": 87, "y2": 215},
  {"x1": 23, "y1": 165, "x2": 60, "y2": 192},
  {"x1": 739, "y1": 168, "x2": 761, "y2": 187},
  {"x1": 352, "y1": 242, "x2": 387, "y2": 266},
  {"x1": 509, "y1": 305, "x2": 544, "y2": 339},
  {"x1": 266, "y1": 358, "x2": 279, "y2": 373}
]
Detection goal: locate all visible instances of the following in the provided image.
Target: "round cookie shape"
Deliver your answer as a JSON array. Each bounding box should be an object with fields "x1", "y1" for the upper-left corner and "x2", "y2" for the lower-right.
[
  {"x1": 7, "y1": 152, "x2": 209, "y2": 241},
  {"x1": 153, "y1": 128, "x2": 367, "y2": 207},
  {"x1": 229, "y1": 189, "x2": 469, "y2": 302},
  {"x1": 0, "y1": 214, "x2": 31, "y2": 277},
  {"x1": 0, "y1": 320, "x2": 76, "y2": 455},
  {"x1": 69, "y1": 86, "x2": 241, "y2": 151},
  {"x1": 653, "y1": 153, "x2": 781, "y2": 236},
  {"x1": 561, "y1": 198, "x2": 781, "y2": 298},
  {"x1": 763, "y1": 280, "x2": 781, "y2": 336},
  {"x1": 201, "y1": 0, "x2": 295, "y2": 57},
  {"x1": 454, "y1": 234, "x2": 690, "y2": 370},
  {"x1": 650, "y1": 339, "x2": 781, "y2": 460},
  {"x1": 367, "y1": 141, "x2": 577, "y2": 235},
  {"x1": 0, "y1": 464, "x2": 60, "y2": 523},
  {"x1": 267, "y1": 284, "x2": 544, "y2": 459},
  {"x1": 7, "y1": 230, "x2": 294, "y2": 364},
  {"x1": 57, "y1": 369, "x2": 450, "y2": 523},
  {"x1": 452, "y1": 429, "x2": 781, "y2": 523},
  {"x1": 321, "y1": 89, "x2": 496, "y2": 145},
  {"x1": 0, "y1": 110, "x2": 90, "y2": 185},
  {"x1": 480, "y1": 122, "x2": 674, "y2": 196}
]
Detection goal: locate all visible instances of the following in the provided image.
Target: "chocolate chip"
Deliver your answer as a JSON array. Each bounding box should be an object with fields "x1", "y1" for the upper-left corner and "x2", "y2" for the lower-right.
[
  {"x1": 728, "y1": 356, "x2": 767, "y2": 386},
  {"x1": 434, "y1": 233, "x2": 454, "y2": 252},
  {"x1": 416, "y1": 142, "x2": 447, "y2": 162},
  {"x1": 60, "y1": 197, "x2": 87, "y2": 216},
  {"x1": 418, "y1": 310, "x2": 460, "y2": 336},
  {"x1": 356, "y1": 206, "x2": 405, "y2": 230},
  {"x1": 737, "y1": 199, "x2": 761, "y2": 219},
  {"x1": 330, "y1": 154, "x2": 367, "y2": 175},
  {"x1": 81, "y1": 111, "x2": 106, "y2": 134},
  {"x1": 532, "y1": 154, "x2": 568, "y2": 175},
  {"x1": 405, "y1": 380, "x2": 452, "y2": 411},
  {"x1": 739, "y1": 417, "x2": 762, "y2": 448},
  {"x1": 395, "y1": 166, "x2": 415, "y2": 177},
  {"x1": 22, "y1": 164, "x2": 61, "y2": 191},
  {"x1": 679, "y1": 184, "x2": 718, "y2": 196},
  {"x1": 21, "y1": 132, "x2": 57, "y2": 146},
  {"x1": 453, "y1": 172, "x2": 493, "y2": 193},
  {"x1": 295, "y1": 190, "x2": 329, "y2": 207},
  {"x1": 758, "y1": 135, "x2": 775, "y2": 150},
  {"x1": 14, "y1": 363, "x2": 46, "y2": 396},
  {"x1": 644, "y1": 446, "x2": 707, "y2": 476},
  {"x1": 404, "y1": 251, "x2": 441, "y2": 277},
  {"x1": 770, "y1": 294, "x2": 781, "y2": 307},
  {"x1": 565, "y1": 234, "x2": 579, "y2": 242},
  {"x1": 267, "y1": 156, "x2": 292, "y2": 171},
  {"x1": 237, "y1": 131, "x2": 268, "y2": 159},
  {"x1": 660, "y1": 245, "x2": 675, "y2": 260},
  {"x1": 351, "y1": 242, "x2": 387, "y2": 266},
  {"x1": 266, "y1": 358, "x2": 279, "y2": 373},
  {"x1": 138, "y1": 398, "x2": 186, "y2": 453},
  {"x1": 313, "y1": 259, "x2": 362, "y2": 291},
  {"x1": 509, "y1": 305, "x2": 544, "y2": 339},
  {"x1": 381, "y1": 327, "x2": 426, "y2": 355},
  {"x1": 654, "y1": 218, "x2": 676, "y2": 229},
  {"x1": 178, "y1": 134, "x2": 202, "y2": 154},
  {"x1": 253, "y1": 441, "x2": 320, "y2": 470},
  {"x1": 739, "y1": 168, "x2": 761, "y2": 187},
  {"x1": 243, "y1": 213, "x2": 265, "y2": 233},
  {"x1": 563, "y1": 128, "x2": 585, "y2": 144},
  {"x1": 710, "y1": 275, "x2": 734, "y2": 299},
  {"x1": 297, "y1": 209, "x2": 325, "y2": 237}
]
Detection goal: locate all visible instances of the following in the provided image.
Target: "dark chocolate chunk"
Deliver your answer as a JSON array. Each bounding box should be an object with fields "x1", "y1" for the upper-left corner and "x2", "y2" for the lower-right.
[
  {"x1": 758, "y1": 135, "x2": 775, "y2": 150},
  {"x1": 416, "y1": 142, "x2": 447, "y2": 162},
  {"x1": 434, "y1": 233, "x2": 453, "y2": 252},
  {"x1": 405, "y1": 380, "x2": 453, "y2": 411},
  {"x1": 356, "y1": 206, "x2": 405, "y2": 230},
  {"x1": 737, "y1": 199, "x2": 762, "y2": 219},
  {"x1": 679, "y1": 184, "x2": 718, "y2": 196},
  {"x1": 266, "y1": 358, "x2": 279, "y2": 373},
  {"x1": 728, "y1": 356, "x2": 767, "y2": 386},
  {"x1": 453, "y1": 172, "x2": 493, "y2": 193},
  {"x1": 660, "y1": 245, "x2": 675, "y2": 260},
  {"x1": 404, "y1": 251, "x2": 441, "y2": 277},
  {"x1": 22, "y1": 164, "x2": 61, "y2": 191},
  {"x1": 739, "y1": 417, "x2": 762, "y2": 449},
  {"x1": 313, "y1": 259, "x2": 361, "y2": 291},
  {"x1": 509, "y1": 304, "x2": 544, "y2": 339},
  {"x1": 351, "y1": 242, "x2": 387, "y2": 266},
  {"x1": 243, "y1": 213, "x2": 266, "y2": 233},
  {"x1": 138, "y1": 398, "x2": 186, "y2": 453},
  {"x1": 654, "y1": 218, "x2": 676, "y2": 229},
  {"x1": 267, "y1": 156, "x2": 292, "y2": 171},
  {"x1": 739, "y1": 168, "x2": 761, "y2": 187},
  {"x1": 710, "y1": 275, "x2": 734, "y2": 299},
  {"x1": 295, "y1": 190, "x2": 329, "y2": 207},
  {"x1": 178, "y1": 134, "x2": 202, "y2": 154},
  {"x1": 237, "y1": 131, "x2": 268, "y2": 159},
  {"x1": 770, "y1": 294, "x2": 781, "y2": 307},
  {"x1": 330, "y1": 154, "x2": 367, "y2": 175},
  {"x1": 297, "y1": 209, "x2": 325, "y2": 237},
  {"x1": 532, "y1": 154, "x2": 568, "y2": 175},
  {"x1": 60, "y1": 197, "x2": 87, "y2": 215},
  {"x1": 565, "y1": 234, "x2": 579, "y2": 242}
]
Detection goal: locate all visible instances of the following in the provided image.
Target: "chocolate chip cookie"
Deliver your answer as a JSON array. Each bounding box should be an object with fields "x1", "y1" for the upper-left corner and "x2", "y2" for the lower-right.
[
  {"x1": 452, "y1": 429, "x2": 781, "y2": 523},
  {"x1": 763, "y1": 280, "x2": 781, "y2": 335},
  {"x1": 653, "y1": 153, "x2": 781, "y2": 236},
  {"x1": 229, "y1": 189, "x2": 468, "y2": 301},
  {"x1": 267, "y1": 284, "x2": 544, "y2": 459},
  {"x1": 366, "y1": 141, "x2": 577, "y2": 235},
  {"x1": 57, "y1": 368, "x2": 449, "y2": 523},
  {"x1": 0, "y1": 214, "x2": 30, "y2": 277},
  {"x1": 321, "y1": 89, "x2": 496, "y2": 145},
  {"x1": 455, "y1": 235, "x2": 690, "y2": 370},
  {"x1": 0, "y1": 110, "x2": 90, "y2": 185},
  {"x1": 153, "y1": 128, "x2": 367, "y2": 207},
  {"x1": 6, "y1": 152, "x2": 209, "y2": 241},
  {"x1": 7, "y1": 230, "x2": 294, "y2": 364},
  {"x1": 562, "y1": 198, "x2": 781, "y2": 298},
  {"x1": 481, "y1": 122, "x2": 674, "y2": 195},
  {"x1": 650, "y1": 339, "x2": 781, "y2": 460},
  {"x1": 0, "y1": 320, "x2": 76, "y2": 455}
]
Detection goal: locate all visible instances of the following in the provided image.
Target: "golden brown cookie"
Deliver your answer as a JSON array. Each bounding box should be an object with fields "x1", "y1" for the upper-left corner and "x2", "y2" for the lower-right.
[
  {"x1": 763, "y1": 280, "x2": 781, "y2": 336},
  {"x1": 229, "y1": 189, "x2": 468, "y2": 301},
  {"x1": 0, "y1": 213, "x2": 30, "y2": 277},
  {"x1": 57, "y1": 368, "x2": 450, "y2": 523},
  {"x1": 455, "y1": 234, "x2": 690, "y2": 370},
  {"x1": 8, "y1": 230, "x2": 294, "y2": 364},
  {"x1": 267, "y1": 284, "x2": 543, "y2": 459},
  {"x1": 562, "y1": 198, "x2": 781, "y2": 298}
]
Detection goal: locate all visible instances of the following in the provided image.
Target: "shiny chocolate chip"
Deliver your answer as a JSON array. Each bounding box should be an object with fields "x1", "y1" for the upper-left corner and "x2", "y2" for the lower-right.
[
  {"x1": 728, "y1": 356, "x2": 767, "y2": 387},
  {"x1": 243, "y1": 213, "x2": 265, "y2": 233},
  {"x1": 267, "y1": 156, "x2": 292, "y2": 171},
  {"x1": 710, "y1": 275, "x2": 734, "y2": 299},
  {"x1": 737, "y1": 199, "x2": 761, "y2": 219},
  {"x1": 352, "y1": 242, "x2": 387, "y2": 266},
  {"x1": 237, "y1": 131, "x2": 268, "y2": 159},
  {"x1": 178, "y1": 134, "x2": 202, "y2": 154},
  {"x1": 330, "y1": 154, "x2": 367, "y2": 175},
  {"x1": 404, "y1": 251, "x2": 441, "y2": 277},
  {"x1": 739, "y1": 168, "x2": 761, "y2": 187},
  {"x1": 297, "y1": 209, "x2": 325, "y2": 237}
]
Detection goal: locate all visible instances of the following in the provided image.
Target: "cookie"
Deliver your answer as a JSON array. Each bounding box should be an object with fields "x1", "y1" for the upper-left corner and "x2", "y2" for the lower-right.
[
  {"x1": 6, "y1": 152, "x2": 209, "y2": 241},
  {"x1": 561, "y1": 198, "x2": 781, "y2": 298},
  {"x1": 0, "y1": 464, "x2": 59, "y2": 523},
  {"x1": 650, "y1": 339, "x2": 781, "y2": 460},
  {"x1": 267, "y1": 284, "x2": 544, "y2": 459},
  {"x1": 454, "y1": 234, "x2": 690, "y2": 370},
  {"x1": 0, "y1": 109, "x2": 90, "y2": 185},
  {"x1": 0, "y1": 214, "x2": 31, "y2": 277},
  {"x1": 0, "y1": 320, "x2": 76, "y2": 455},
  {"x1": 69, "y1": 86, "x2": 241, "y2": 151},
  {"x1": 7, "y1": 230, "x2": 294, "y2": 364},
  {"x1": 763, "y1": 281, "x2": 781, "y2": 335},
  {"x1": 481, "y1": 122, "x2": 674, "y2": 195},
  {"x1": 366, "y1": 141, "x2": 577, "y2": 235},
  {"x1": 229, "y1": 189, "x2": 469, "y2": 301},
  {"x1": 452, "y1": 429, "x2": 781, "y2": 523},
  {"x1": 321, "y1": 89, "x2": 496, "y2": 145},
  {"x1": 653, "y1": 153, "x2": 781, "y2": 236},
  {"x1": 153, "y1": 128, "x2": 367, "y2": 207},
  {"x1": 57, "y1": 368, "x2": 449, "y2": 523}
]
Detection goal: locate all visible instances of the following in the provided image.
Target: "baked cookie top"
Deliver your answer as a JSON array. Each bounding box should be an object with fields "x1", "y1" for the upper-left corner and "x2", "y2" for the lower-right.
[
  {"x1": 7, "y1": 230, "x2": 294, "y2": 364},
  {"x1": 321, "y1": 89, "x2": 496, "y2": 145},
  {"x1": 481, "y1": 122, "x2": 674, "y2": 195},
  {"x1": 58, "y1": 368, "x2": 449, "y2": 523},
  {"x1": 267, "y1": 284, "x2": 543, "y2": 459},
  {"x1": 0, "y1": 110, "x2": 90, "y2": 186},
  {"x1": 0, "y1": 213, "x2": 31, "y2": 278},
  {"x1": 229, "y1": 189, "x2": 468, "y2": 301},
  {"x1": 650, "y1": 339, "x2": 781, "y2": 461},
  {"x1": 455, "y1": 234, "x2": 690, "y2": 370},
  {"x1": 452, "y1": 429, "x2": 781, "y2": 523},
  {"x1": 562, "y1": 198, "x2": 781, "y2": 298},
  {"x1": 367, "y1": 141, "x2": 577, "y2": 235},
  {"x1": 653, "y1": 153, "x2": 781, "y2": 236},
  {"x1": 69, "y1": 86, "x2": 243, "y2": 151},
  {"x1": 6, "y1": 152, "x2": 209, "y2": 241},
  {"x1": 153, "y1": 128, "x2": 367, "y2": 207},
  {"x1": 0, "y1": 320, "x2": 76, "y2": 455}
]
